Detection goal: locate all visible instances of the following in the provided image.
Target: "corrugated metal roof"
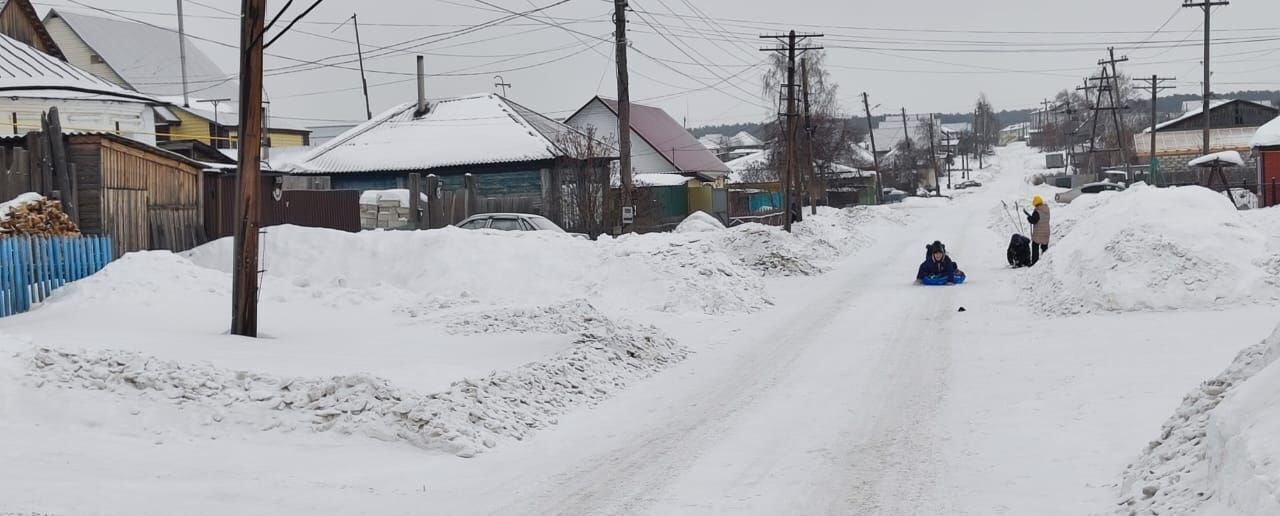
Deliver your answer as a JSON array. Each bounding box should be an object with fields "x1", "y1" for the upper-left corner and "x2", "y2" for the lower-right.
[
  {"x1": 48, "y1": 9, "x2": 238, "y2": 101},
  {"x1": 0, "y1": 32, "x2": 156, "y2": 103},
  {"x1": 594, "y1": 97, "x2": 731, "y2": 174},
  {"x1": 291, "y1": 93, "x2": 602, "y2": 175}
]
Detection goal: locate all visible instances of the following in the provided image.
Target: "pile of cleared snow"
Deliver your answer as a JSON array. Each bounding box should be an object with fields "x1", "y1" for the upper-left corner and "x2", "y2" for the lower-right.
[
  {"x1": 188, "y1": 225, "x2": 767, "y2": 315},
  {"x1": 1116, "y1": 323, "x2": 1280, "y2": 516},
  {"x1": 674, "y1": 211, "x2": 725, "y2": 233},
  {"x1": 23, "y1": 312, "x2": 687, "y2": 459},
  {"x1": 1025, "y1": 185, "x2": 1279, "y2": 314}
]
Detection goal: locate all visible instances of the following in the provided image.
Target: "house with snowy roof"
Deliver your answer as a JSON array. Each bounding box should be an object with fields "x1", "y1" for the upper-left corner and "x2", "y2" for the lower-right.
[
  {"x1": 287, "y1": 93, "x2": 614, "y2": 202},
  {"x1": 565, "y1": 96, "x2": 731, "y2": 181},
  {"x1": 43, "y1": 9, "x2": 311, "y2": 149},
  {"x1": 0, "y1": 31, "x2": 160, "y2": 145},
  {"x1": 1133, "y1": 99, "x2": 1278, "y2": 185}
]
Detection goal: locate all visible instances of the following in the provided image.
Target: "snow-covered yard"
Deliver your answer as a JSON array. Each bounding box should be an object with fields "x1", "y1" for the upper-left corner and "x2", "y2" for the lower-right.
[{"x1": 1, "y1": 143, "x2": 1278, "y2": 515}]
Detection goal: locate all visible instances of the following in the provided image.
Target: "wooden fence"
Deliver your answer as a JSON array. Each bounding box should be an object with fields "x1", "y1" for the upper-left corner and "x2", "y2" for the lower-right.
[{"x1": 0, "y1": 235, "x2": 113, "y2": 317}]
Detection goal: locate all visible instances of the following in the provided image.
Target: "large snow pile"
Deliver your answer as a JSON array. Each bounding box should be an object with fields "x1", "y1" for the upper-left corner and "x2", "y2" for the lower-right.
[
  {"x1": 188, "y1": 225, "x2": 767, "y2": 315},
  {"x1": 1116, "y1": 322, "x2": 1280, "y2": 516},
  {"x1": 22, "y1": 312, "x2": 686, "y2": 459},
  {"x1": 674, "y1": 211, "x2": 726, "y2": 233},
  {"x1": 1024, "y1": 185, "x2": 1279, "y2": 314}
]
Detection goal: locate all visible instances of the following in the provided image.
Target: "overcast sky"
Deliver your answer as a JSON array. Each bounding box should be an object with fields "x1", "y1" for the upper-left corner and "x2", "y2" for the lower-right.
[{"x1": 36, "y1": 0, "x2": 1280, "y2": 130}]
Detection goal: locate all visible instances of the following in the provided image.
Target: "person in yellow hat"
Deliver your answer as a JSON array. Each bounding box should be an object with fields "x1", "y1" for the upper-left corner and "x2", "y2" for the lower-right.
[{"x1": 1024, "y1": 195, "x2": 1051, "y2": 265}]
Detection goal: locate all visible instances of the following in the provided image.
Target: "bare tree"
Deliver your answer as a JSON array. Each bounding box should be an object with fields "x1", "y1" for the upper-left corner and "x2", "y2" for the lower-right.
[
  {"x1": 760, "y1": 50, "x2": 860, "y2": 179},
  {"x1": 551, "y1": 126, "x2": 614, "y2": 237}
]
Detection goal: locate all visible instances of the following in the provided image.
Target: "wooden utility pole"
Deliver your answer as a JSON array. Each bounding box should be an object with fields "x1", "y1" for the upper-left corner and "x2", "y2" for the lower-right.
[
  {"x1": 801, "y1": 58, "x2": 818, "y2": 215},
  {"x1": 926, "y1": 115, "x2": 939, "y2": 194},
  {"x1": 861, "y1": 92, "x2": 882, "y2": 204},
  {"x1": 1136, "y1": 75, "x2": 1176, "y2": 185},
  {"x1": 1100, "y1": 47, "x2": 1131, "y2": 169},
  {"x1": 760, "y1": 31, "x2": 822, "y2": 231},
  {"x1": 231, "y1": 0, "x2": 266, "y2": 338},
  {"x1": 352, "y1": 14, "x2": 372, "y2": 120},
  {"x1": 1184, "y1": 0, "x2": 1229, "y2": 155},
  {"x1": 614, "y1": 0, "x2": 634, "y2": 230},
  {"x1": 176, "y1": 0, "x2": 190, "y2": 107}
]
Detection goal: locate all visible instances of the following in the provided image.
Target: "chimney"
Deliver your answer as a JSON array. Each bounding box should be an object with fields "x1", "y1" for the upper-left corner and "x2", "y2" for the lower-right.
[{"x1": 416, "y1": 55, "x2": 427, "y2": 117}]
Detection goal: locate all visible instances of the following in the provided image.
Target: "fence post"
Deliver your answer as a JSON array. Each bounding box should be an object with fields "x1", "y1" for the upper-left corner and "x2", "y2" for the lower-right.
[
  {"x1": 1273, "y1": 177, "x2": 1277, "y2": 208},
  {"x1": 408, "y1": 173, "x2": 422, "y2": 230},
  {"x1": 464, "y1": 173, "x2": 476, "y2": 217},
  {"x1": 426, "y1": 174, "x2": 442, "y2": 229}
]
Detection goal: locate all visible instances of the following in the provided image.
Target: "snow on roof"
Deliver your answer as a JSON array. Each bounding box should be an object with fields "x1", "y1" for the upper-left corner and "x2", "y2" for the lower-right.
[
  {"x1": 1002, "y1": 122, "x2": 1030, "y2": 132},
  {"x1": 0, "y1": 32, "x2": 157, "y2": 103},
  {"x1": 725, "y1": 149, "x2": 769, "y2": 183},
  {"x1": 634, "y1": 173, "x2": 695, "y2": 187},
  {"x1": 47, "y1": 10, "x2": 239, "y2": 101},
  {"x1": 291, "y1": 93, "x2": 601, "y2": 174},
  {"x1": 1250, "y1": 116, "x2": 1280, "y2": 148},
  {"x1": 1188, "y1": 150, "x2": 1246, "y2": 168},
  {"x1": 593, "y1": 98, "x2": 730, "y2": 174},
  {"x1": 1145, "y1": 100, "x2": 1233, "y2": 133},
  {"x1": 730, "y1": 131, "x2": 763, "y2": 147}
]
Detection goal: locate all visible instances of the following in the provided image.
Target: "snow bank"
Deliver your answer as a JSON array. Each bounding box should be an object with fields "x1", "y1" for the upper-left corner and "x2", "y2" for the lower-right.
[
  {"x1": 1025, "y1": 185, "x2": 1279, "y2": 314},
  {"x1": 1116, "y1": 323, "x2": 1280, "y2": 516},
  {"x1": 22, "y1": 311, "x2": 686, "y2": 458},
  {"x1": 675, "y1": 211, "x2": 726, "y2": 233},
  {"x1": 187, "y1": 225, "x2": 766, "y2": 315}
]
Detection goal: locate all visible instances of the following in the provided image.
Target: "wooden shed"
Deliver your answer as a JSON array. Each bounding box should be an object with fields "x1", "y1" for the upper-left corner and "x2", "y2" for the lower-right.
[{"x1": 66, "y1": 132, "x2": 203, "y2": 255}]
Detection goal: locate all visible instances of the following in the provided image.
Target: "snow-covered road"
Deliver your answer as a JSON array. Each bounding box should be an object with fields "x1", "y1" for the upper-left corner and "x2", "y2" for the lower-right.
[
  {"x1": 3, "y1": 145, "x2": 1275, "y2": 516},
  {"x1": 406, "y1": 145, "x2": 1274, "y2": 515}
]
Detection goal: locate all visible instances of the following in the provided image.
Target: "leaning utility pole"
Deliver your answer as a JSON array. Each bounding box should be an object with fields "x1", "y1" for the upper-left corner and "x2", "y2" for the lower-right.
[
  {"x1": 1184, "y1": 0, "x2": 1229, "y2": 155},
  {"x1": 176, "y1": 0, "x2": 190, "y2": 107},
  {"x1": 231, "y1": 0, "x2": 267, "y2": 337},
  {"x1": 614, "y1": 0, "x2": 634, "y2": 230},
  {"x1": 901, "y1": 107, "x2": 915, "y2": 188},
  {"x1": 801, "y1": 58, "x2": 818, "y2": 215},
  {"x1": 1136, "y1": 75, "x2": 1176, "y2": 185},
  {"x1": 862, "y1": 92, "x2": 882, "y2": 204},
  {"x1": 761, "y1": 30, "x2": 822, "y2": 231},
  {"x1": 352, "y1": 14, "x2": 372, "y2": 120}
]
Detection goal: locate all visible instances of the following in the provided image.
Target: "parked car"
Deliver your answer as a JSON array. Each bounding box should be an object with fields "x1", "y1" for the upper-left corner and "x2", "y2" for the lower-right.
[
  {"x1": 1054, "y1": 181, "x2": 1126, "y2": 204},
  {"x1": 455, "y1": 213, "x2": 588, "y2": 239},
  {"x1": 954, "y1": 180, "x2": 983, "y2": 190}
]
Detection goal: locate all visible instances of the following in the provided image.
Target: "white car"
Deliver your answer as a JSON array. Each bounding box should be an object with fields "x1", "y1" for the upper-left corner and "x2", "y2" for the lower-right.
[
  {"x1": 456, "y1": 213, "x2": 588, "y2": 239},
  {"x1": 1054, "y1": 182, "x2": 1126, "y2": 204}
]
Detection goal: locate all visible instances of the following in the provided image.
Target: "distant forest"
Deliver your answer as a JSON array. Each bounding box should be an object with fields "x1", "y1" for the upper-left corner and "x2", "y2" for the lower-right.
[{"x1": 690, "y1": 89, "x2": 1280, "y2": 139}]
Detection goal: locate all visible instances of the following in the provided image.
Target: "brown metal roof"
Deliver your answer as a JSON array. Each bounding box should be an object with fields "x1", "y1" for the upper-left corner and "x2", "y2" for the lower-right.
[{"x1": 592, "y1": 97, "x2": 730, "y2": 175}]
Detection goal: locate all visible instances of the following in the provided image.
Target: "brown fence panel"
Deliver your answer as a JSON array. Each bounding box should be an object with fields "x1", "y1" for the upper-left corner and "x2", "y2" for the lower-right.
[{"x1": 265, "y1": 190, "x2": 361, "y2": 233}]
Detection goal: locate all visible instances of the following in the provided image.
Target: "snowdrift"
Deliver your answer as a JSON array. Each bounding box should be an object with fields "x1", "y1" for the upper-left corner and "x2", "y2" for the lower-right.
[
  {"x1": 1024, "y1": 185, "x2": 1279, "y2": 314},
  {"x1": 5, "y1": 205, "x2": 900, "y2": 457},
  {"x1": 1117, "y1": 322, "x2": 1280, "y2": 516}
]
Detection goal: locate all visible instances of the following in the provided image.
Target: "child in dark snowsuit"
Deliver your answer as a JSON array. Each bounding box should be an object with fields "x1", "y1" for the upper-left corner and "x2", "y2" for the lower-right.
[{"x1": 917, "y1": 241, "x2": 962, "y2": 283}]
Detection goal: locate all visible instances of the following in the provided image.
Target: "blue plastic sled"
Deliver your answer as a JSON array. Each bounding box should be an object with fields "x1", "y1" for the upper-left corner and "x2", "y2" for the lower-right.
[{"x1": 921, "y1": 272, "x2": 966, "y2": 285}]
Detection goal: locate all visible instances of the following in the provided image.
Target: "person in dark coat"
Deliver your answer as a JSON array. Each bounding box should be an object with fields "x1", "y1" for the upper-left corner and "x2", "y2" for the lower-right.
[{"x1": 917, "y1": 241, "x2": 961, "y2": 283}]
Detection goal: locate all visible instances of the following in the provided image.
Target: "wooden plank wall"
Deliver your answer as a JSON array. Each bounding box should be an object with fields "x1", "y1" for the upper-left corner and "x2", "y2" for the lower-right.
[{"x1": 94, "y1": 138, "x2": 202, "y2": 255}]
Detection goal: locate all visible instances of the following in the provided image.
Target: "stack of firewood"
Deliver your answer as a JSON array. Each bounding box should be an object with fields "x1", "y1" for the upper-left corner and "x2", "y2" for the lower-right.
[{"x1": 0, "y1": 198, "x2": 80, "y2": 236}]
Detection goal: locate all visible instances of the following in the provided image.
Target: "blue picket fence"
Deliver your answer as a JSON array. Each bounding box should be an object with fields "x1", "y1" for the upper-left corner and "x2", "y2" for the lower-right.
[{"x1": 0, "y1": 235, "x2": 113, "y2": 317}]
